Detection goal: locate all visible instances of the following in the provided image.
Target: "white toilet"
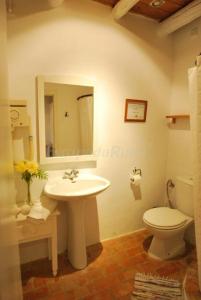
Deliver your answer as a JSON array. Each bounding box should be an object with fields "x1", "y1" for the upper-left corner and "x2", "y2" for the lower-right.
[{"x1": 143, "y1": 176, "x2": 194, "y2": 260}]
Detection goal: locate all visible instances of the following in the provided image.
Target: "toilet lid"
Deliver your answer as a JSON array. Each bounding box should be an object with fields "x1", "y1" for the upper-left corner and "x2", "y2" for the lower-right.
[{"x1": 143, "y1": 207, "x2": 189, "y2": 229}]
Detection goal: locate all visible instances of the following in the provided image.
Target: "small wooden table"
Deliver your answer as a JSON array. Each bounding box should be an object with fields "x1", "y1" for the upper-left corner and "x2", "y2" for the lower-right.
[{"x1": 16, "y1": 210, "x2": 59, "y2": 276}]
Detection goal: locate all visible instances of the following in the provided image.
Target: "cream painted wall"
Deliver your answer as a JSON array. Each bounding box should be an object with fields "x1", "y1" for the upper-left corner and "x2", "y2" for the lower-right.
[
  {"x1": 165, "y1": 19, "x2": 201, "y2": 244},
  {"x1": 8, "y1": 0, "x2": 173, "y2": 262},
  {"x1": 166, "y1": 18, "x2": 201, "y2": 182}
]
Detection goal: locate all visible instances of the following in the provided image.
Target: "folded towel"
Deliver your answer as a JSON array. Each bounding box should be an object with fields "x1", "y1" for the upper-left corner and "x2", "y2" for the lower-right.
[{"x1": 27, "y1": 195, "x2": 57, "y2": 220}]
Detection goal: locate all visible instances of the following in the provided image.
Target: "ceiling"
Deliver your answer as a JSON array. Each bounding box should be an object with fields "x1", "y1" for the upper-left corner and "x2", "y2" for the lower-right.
[{"x1": 92, "y1": 0, "x2": 194, "y2": 21}]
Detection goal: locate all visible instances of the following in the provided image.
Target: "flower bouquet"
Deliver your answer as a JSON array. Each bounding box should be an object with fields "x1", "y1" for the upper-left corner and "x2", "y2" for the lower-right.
[{"x1": 15, "y1": 160, "x2": 47, "y2": 213}]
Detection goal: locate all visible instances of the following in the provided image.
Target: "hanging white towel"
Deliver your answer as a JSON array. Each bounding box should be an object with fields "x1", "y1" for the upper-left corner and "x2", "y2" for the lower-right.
[{"x1": 189, "y1": 55, "x2": 201, "y2": 291}]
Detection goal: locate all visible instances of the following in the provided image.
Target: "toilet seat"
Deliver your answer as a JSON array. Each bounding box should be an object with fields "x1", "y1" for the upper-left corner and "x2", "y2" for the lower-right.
[{"x1": 143, "y1": 207, "x2": 191, "y2": 230}]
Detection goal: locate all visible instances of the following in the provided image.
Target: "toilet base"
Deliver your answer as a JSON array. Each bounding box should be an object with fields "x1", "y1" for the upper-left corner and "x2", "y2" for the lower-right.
[{"x1": 148, "y1": 235, "x2": 186, "y2": 260}]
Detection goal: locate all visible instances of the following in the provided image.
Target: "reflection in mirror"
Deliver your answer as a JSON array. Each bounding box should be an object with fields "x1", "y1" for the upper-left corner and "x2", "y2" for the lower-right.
[{"x1": 44, "y1": 82, "x2": 93, "y2": 157}]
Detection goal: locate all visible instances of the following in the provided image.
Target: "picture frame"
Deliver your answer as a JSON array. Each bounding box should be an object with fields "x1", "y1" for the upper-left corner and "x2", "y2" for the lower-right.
[{"x1": 124, "y1": 99, "x2": 147, "y2": 122}]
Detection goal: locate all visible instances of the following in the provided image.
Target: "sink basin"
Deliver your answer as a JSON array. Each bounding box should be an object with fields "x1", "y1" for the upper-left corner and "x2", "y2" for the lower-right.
[
  {"x1": 44, "y1": 174, "x2": 110, "y2": 200},
  {"x1": 44, "y1": 173, "x2": 110, "y2": 270}
]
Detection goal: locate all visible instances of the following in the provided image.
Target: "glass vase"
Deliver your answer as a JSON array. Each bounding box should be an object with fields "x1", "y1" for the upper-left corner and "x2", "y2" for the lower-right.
[
  {"x1": 21, "y1": 181, "x2": 32, "y2": 215},
  {"x1": 26, "y1": 181, "x2": 33, "y2": 206}
]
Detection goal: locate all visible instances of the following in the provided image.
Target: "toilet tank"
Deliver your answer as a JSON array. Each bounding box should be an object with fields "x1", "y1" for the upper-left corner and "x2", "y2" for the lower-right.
[{"x1": 175, "y1": 176, "x2": 194, "y2": 217}]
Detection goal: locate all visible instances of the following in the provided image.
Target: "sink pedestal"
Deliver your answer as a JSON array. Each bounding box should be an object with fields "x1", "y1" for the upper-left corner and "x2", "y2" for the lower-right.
[
  {"x1": 67, "y1": 199, "x2": 87, "y2": 269},
  {"x1": 44, "y1": 174, "x2": 110, "y2": 270}
]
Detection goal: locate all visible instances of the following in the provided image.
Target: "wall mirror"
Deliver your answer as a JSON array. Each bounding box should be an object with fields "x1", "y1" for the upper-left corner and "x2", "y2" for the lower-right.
[{"x1": 37, "y1": 75, "x2": 95, "y2": 164}]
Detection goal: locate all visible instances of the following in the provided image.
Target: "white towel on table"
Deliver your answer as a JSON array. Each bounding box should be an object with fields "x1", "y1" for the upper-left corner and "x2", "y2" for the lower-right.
[{"x1": 28, "y1": 195, "x2": 57, "y2": 220}]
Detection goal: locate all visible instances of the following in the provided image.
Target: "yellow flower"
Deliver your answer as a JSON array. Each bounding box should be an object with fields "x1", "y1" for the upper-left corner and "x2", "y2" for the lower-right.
[
  {"x1": 14, "y1": 160, "x2": 47, "y2": 185},
  {"x1": 26, "y1": 161, "x2": 39, "y2": 174},
  {"x1": 15, "y1": 160, "x2": 39, "y2": 174},
  {"x1": 15, "y1": 161, "x2": 27, "y2": 173}
]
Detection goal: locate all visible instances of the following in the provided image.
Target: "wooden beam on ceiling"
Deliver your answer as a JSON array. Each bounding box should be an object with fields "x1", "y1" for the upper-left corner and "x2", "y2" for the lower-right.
[
  {"x1": 92, "y1": 0, "x2": 195, "y2": 22},
  {"x1": 112, "y1": 0, "x2": 140, "y2": 20},
  {"x1": 130, "y1": 0, "x2": 193, "y2": 22},
  {"x1": 158, "y1": 0, "x2": 201, "y2": 35}
]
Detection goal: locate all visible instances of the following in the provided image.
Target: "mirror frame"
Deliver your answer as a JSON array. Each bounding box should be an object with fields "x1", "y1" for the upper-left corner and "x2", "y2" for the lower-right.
[{"x1": 37, "y1": 75, "x2": 96, "y2": 165}]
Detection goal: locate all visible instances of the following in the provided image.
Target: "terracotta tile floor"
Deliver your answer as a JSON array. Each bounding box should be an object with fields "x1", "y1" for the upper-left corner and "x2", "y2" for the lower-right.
[{"x1": 21, "y1": 229, "x2": 201, "y2": 300}]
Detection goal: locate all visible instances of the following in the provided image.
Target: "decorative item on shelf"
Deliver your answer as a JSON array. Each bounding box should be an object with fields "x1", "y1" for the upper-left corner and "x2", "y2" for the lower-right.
[
  {"x1": 28, "y1": 196, "x2": 58, "y2": 221},
  {"x1": 10, "y1": 100, "x2": 34, "y2": 161},
  {"x1": 15, "y1": 160, "x2": 47, "y2": 214},
  {"x1": 165, "y1": 114, "x2": 190, "y2": 124},
  {"x1": 9, "y1": 100, "x2": 30, "y2": 130},
  {"x1": 124, "y1": 99, "x2": 148, "y2": 122}
]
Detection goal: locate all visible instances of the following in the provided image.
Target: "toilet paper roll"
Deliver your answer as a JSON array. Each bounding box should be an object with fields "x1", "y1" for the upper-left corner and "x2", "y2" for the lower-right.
[{"x1": 130, "y1": 174, "x2": 142, "y2": 186}]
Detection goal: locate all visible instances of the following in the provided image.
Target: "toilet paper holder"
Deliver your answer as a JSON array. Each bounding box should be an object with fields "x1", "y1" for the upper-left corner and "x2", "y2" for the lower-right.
[
  {"x1": 133, "y1": 167, "x2": 142, "y2": 176},
  {"x1": 129, "y1": 167, "x2": 142, "y2": 185}
]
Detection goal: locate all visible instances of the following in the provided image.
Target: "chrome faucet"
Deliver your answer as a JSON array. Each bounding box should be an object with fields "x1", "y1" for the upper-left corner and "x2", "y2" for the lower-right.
[
  {"x1": 63, "y1": 169, "x2": 79, "y2": 182},
  {"x1": 72, "y1": 169, "x2": 79, "y2": 177}
]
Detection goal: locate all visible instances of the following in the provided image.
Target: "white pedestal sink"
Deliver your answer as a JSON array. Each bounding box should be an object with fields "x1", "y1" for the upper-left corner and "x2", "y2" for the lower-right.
[{"x1": 44, "y1": 173, "x2": 110, "y2": 269}]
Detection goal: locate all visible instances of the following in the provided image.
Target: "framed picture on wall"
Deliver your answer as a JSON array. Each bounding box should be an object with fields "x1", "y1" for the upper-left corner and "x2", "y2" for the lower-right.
[{"x1": 124, "y1": 99, "x2": 148, "y2": 122}]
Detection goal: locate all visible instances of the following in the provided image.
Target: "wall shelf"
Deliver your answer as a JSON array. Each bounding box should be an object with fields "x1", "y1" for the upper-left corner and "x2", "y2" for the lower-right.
[{"x1": 166, "y1": 114, "x2": 190, "y2": 124}]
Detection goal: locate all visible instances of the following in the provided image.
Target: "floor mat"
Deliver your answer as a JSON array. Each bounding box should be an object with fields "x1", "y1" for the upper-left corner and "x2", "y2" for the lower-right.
[{"x1": 132, "y1": 272, "x2": 183, "y2": 299}]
